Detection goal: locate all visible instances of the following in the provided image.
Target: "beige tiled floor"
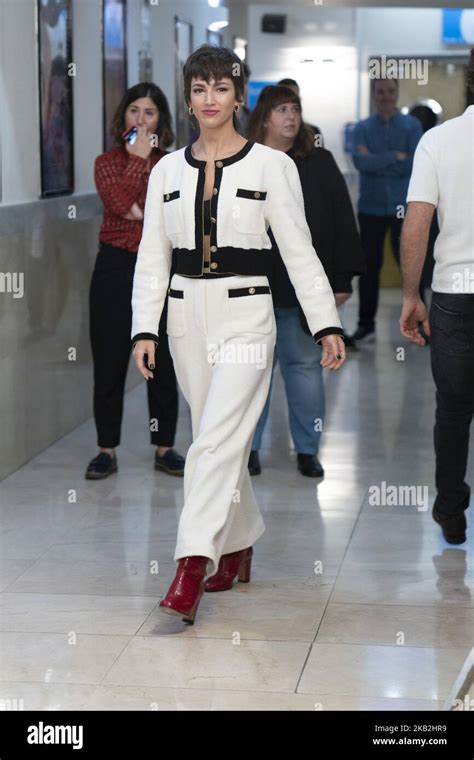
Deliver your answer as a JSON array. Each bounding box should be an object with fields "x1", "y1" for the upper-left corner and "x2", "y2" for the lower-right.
[{"x1": 0, "y1": 291, "x2": 472, "y2": 711}]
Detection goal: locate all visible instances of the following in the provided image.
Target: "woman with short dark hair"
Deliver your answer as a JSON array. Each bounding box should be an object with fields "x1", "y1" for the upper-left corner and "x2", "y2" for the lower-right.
[{"x1": 131, "y1": 46, "x2": 346, "y2": 625}]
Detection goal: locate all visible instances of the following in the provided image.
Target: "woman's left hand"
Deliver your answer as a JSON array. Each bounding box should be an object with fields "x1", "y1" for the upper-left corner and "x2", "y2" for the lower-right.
[{"x1": 320, "y1": 334, "x2": 346, "y2": 370}]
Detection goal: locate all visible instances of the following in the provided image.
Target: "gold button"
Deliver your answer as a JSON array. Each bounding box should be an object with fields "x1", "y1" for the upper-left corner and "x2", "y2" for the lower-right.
[
  {"x1": 213, "y1": 188, "x2": 218, "y2": 195},
  {"x1": 249, "y1": 287, "x2": 256, "y2": 294},
  {"x1": 210, "y1": 262, "x2": 218, "y2": 269},
  {"x1": 215, "y1": 160, "x2": 223, "y2": 168},
  {"x1": 210, "y1": 217, "x2": 216, "y2": 223},
  {"x1": 254, "y1": 191, "x2": 260, "y2": 199},
  {"x1": 210, "y1": 245, "x2": 217, "y2": 253},
  {"x1": 165, "y1": 193, "x2": 170, "y2": 200}
]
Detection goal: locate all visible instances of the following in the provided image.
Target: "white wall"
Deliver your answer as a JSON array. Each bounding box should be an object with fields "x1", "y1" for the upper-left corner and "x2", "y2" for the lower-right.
[
  {"x1": 247, "y1": 4, "x2": 358, "y2": 171},
  {"x1": 0, "y1": 0, "x2": 104, "y2": 204},
  {"x1": 2, "y1": 2, "x2": 471, "y2": 204},
  {"x1": 356, "y1": 7, "x2": 447, "y2": 57},
  {"x1": 0, "y1": 0, "x2": 228, "y2": 206},
  {"x1": 0, "y1": 0, "x2": 40, "y2": 204},
  {"x1": 245, "y1": 4, "x2": 472, "y2": 170},
  {"x1": 355, "y1": 7, "x2": 470, "y2": 120},
  {"x1": 73, "y1": 0, "x2": 103, "y2": 195},
  {"x1": 147, "y1": 0, "x2": 228, "y2": 136}
]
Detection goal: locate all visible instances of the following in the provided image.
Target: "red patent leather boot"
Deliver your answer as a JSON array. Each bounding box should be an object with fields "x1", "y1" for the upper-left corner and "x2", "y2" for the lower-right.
[
  {"x1": 159, "y1": 556, "x2": 209, "y2": 624},
  {"x1": 204, "y1": 547, "x2": 253, "y2": 592}
]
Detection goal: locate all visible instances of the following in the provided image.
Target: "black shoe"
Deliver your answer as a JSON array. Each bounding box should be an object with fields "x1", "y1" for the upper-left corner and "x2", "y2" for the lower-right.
[
  {"x1": 85, "y1": 452, "x2": 118, "y2": 480},
  {"x1": 297, "y1": 453, "x2": 324, "y2": 478},
  {"x1": 350, "y1": 326, "x2": 375, "y2": 343},
  {"x1": 342, "y1": 331, "x2": 359, "y2": 350},
  {"x1": 154, "y1": 448, "x2": 185, "y2": 476},
  {"x1": 432, "y1": 506, "x2": 467, "y2": 545},
  {"x1": 248, "y1": 450, "x2": 261, "y2": 476}
]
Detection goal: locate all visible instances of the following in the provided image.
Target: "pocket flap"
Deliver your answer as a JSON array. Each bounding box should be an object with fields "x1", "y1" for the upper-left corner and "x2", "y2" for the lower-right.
[
  {"x1": 236, "y1": 189, "x2": 267, "y2": 201},
  {"x1": 163, "y1": 190, "x2": 180, "y2": 202},
  {"x1": 228, "y1": 286, "x2": 271, "y2": 298}
]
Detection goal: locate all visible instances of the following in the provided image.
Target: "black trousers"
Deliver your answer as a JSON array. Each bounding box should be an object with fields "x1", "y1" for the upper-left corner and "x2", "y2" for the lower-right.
[
  {"x1": 357, "y1": 212, "x2": 403, "y2": 330},
  {"x1": 89, "y1": 243, "x2": 178, "y2": 448},
  {"x1": 430, "y1": 291, "x2": 473, "y2": 518}
]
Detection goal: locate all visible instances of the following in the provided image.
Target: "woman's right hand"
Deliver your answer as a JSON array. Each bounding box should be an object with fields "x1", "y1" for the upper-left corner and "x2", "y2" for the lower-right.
[
  {"x1": 126, "y1": 125, "x2": 153, "y2": 161},
  {"x1": 320, "y1": 334, "x2": 346, "y2": 371},
  {"x1": 133, "y1": 340, "x2": 156, "y2": 380}
]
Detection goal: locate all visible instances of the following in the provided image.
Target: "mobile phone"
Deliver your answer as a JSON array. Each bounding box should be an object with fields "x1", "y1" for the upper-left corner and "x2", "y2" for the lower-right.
[{"x1": 122, "y1": 126, "x2": 138, "y2": 145}]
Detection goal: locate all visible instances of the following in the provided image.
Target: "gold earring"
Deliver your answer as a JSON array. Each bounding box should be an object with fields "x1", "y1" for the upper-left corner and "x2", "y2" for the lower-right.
[
  {"x1": 188, "y1": 106, "x2": 193, "y2": 115},
  {"x1": 234, "y1": 104, "x2": 240, "y2": 113}
]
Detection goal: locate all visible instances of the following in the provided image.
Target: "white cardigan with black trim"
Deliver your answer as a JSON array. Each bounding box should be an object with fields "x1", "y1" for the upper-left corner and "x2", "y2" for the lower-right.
[{"x1": 131, "y1": 140, "x2": 343, "y2": 346}]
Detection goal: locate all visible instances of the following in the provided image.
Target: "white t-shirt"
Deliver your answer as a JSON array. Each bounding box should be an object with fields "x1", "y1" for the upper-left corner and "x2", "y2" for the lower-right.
[{"x1": 406, "y1": 105, "x2": 474, "y2": 294}]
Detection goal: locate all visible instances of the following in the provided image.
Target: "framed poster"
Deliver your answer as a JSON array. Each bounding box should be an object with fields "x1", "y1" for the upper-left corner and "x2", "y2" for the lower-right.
[
  {"x1": 38, "y1": 0, "x2": 74, "y2": 197},
  {"x1": 102, "y1": 0, "x2": 128, "y2": 152},
  {"x1": 174, "y1": 17, "x2": 193, "y2": 149}
]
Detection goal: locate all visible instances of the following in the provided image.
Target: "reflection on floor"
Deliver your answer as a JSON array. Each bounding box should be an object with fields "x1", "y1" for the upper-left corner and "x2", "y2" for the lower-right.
[{"x1": 0, "y1": 290, "x2": 472, "y2": 711}]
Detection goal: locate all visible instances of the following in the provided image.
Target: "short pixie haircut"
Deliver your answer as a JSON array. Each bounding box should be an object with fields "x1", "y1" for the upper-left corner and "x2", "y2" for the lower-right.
[{"x1": 183, "y1": 44, "x2": 246, "y2": 129}]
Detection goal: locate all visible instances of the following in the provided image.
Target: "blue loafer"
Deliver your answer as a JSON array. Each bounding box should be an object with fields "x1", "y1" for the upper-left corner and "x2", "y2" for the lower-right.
[
  {"x1": 85, "y1": 452, "x2": 118, "y2": 480},
  {"x1": 154, "y1": 448, "x2": 185, "y2": 476}
]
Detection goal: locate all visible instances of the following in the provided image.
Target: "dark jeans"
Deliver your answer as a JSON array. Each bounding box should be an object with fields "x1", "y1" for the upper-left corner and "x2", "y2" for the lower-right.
[
  {"x1": 430, "y1": 291, "x2": 474, "y2": 518},
  {"x1": 89, "y1": 243, "x2": 178, "y2": 448},
  {"x1": 357, "y1": 212, "x2": 403, "y2": 330}
]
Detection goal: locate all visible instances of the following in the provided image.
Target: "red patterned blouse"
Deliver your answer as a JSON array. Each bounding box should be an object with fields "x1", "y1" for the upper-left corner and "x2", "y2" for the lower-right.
[{"x1": 94, "y1": 145, "x2": 167, "y2": 253}]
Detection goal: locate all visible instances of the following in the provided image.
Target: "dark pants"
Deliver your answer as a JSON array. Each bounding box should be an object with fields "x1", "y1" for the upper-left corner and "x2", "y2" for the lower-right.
[
  {"x1": 429, "y1": 291, "x2": 473, "y2": 518},
  {"x1": 89, "y1": 243, "x2": 178, "y2": 448},
  {"x1": 357, "y1": 212, "x2": 403, "y2": 330}
]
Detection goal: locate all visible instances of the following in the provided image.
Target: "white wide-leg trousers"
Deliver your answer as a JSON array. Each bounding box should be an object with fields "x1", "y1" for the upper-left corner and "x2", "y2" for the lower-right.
[{"x1": 166, "y1": 273, "x2": 277, "y2": 577}]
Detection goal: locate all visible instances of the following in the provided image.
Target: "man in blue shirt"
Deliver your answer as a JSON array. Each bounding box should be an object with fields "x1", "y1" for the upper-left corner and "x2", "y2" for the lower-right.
[{"x1": 350, "y1": 78, "x2": 423, "y2": 342}]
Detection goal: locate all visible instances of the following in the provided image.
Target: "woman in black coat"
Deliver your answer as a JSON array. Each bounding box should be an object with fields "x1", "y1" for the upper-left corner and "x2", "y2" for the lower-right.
[{"x1": 247, "y1": 85, "x2": 365, "y2": 477}]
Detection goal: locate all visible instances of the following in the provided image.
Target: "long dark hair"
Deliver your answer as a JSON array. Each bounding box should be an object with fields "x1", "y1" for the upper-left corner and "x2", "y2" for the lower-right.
[
  {"x1": 183, "y1": 44, "x2": 245, "y2": 131},
  {"x1": 110, "y1": 82, "x2": 175, "y2": 149},
  {"x1": 246, "y1": 85, "x2": 315, "y2": 158}
]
